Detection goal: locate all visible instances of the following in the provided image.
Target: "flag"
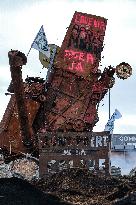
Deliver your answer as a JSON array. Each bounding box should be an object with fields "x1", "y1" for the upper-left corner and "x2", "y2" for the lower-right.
[
  {"x1": 111, "y1": 109, "x2": 122, "y2": 120},
  {"x1": 104, "y1": 109, "x2": 122, "y2": 133},
  {"x1": 31, "y1": 25, "x2": 50, "y2": 58}
]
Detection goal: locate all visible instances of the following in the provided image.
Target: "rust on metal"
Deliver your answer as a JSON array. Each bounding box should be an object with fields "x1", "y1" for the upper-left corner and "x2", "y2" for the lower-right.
[
  {"x1": 54, "y1": 11, "x2": 107, "y2": 79},
  {"x1": 8, "y1": 50, "x2": 34, "y2": 148},
  {"x1": 0, "y1": 12, "x2": 115, "y2": 178},
  {"x1": 41, "y1": 66, "x2": 115, "y2": 132}
]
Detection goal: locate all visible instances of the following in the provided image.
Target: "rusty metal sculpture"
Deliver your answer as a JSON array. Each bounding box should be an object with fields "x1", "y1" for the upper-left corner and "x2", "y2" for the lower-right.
[
  {"x1": 8, "y1": 50, "x2": 33, "y2": 148},
  {"x1": 0, "y1": 51, "x2": 40, "y2": 153},
  {"x1": 0, "y1": 11, "x2": 132, "y2": 177}
]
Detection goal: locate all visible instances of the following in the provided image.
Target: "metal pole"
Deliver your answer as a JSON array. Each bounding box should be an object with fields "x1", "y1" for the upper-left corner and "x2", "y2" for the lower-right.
[
  {"x1": 109, "y1": 88, "x2": 111, "y2": 119},
  {"x1": 26, "y1": 47, "x2": 32, "y2": 57}
]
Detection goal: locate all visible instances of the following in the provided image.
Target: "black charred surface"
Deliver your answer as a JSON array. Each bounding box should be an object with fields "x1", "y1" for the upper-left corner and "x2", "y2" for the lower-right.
[
  {"x1": 0, "y1": 177, "x2": 72, "y2": 205},
  {"x1": 32, "y1": 168, "x2": 136, "y2": 205}
]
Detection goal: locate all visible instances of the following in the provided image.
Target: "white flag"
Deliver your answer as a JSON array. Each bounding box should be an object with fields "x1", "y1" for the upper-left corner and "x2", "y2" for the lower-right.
[
  {"x1": 31, "y1": 25, "x2": 50, "y2": 58},
  {"x1": 112, "y1": 109, "x2": 122, "y2": 119},
  {"x1": 104, "y1": 109, "x2": 122, "y2": 133}
]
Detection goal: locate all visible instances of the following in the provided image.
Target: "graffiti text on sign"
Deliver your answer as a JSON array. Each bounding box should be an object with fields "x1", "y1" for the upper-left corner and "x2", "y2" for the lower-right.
[
  {"x1": 74, "y1": 13, "x2": 106, "y2": 31},
  {"x1": 68, "y1": 62, "x2": 84, "y2": 72},
  {"x1": 64, "y1": 49, "x2": 94, "y2": 64}
]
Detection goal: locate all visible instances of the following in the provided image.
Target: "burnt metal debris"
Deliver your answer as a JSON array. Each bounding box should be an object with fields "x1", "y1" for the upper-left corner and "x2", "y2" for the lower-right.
[
  {"x1": 33, "y1": 168, "x2": 136, "y2": 205},
  {"x1": 0, "y1": 11, "x2": 132, "y2": 181},
  {"x1": 0, "y1": 10, "x2": 134, "y2": 205},
  {"x1": 8, "y1": 50, "x2": 33, "y2": 148}
]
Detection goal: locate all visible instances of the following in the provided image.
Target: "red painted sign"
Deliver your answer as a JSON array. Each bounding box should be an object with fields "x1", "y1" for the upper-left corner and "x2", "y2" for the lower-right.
[
  {"x1": 74, "y1": 13, "x2": 106, "y2": 31},
  {"x1": 54, "y1": 11, "x2": 107, "y2": 79}
]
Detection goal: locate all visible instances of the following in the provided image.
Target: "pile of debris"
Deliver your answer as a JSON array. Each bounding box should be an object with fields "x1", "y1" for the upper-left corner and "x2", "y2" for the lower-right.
[
  {"x1": 129, "y1": 167, "x2": 136, "y2": 177},
  {"x1": 0, "y1": 150, "x2": 136, "y2": 204},
  {"x1": 32, "y1": 168, "x2": 136, "y2": 205},
  {"x1": 9, "y1": 157, "x2": 39, "y2": 181},
  {"x1": 111, "y1": 166, "x2": 121, "y2": 177},
  {"x1": 0, "y1": 152, "x2": 39, "y2": 181}
]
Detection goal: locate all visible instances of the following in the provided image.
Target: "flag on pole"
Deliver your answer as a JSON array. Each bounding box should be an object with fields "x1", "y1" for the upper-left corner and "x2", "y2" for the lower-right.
[
  {"x1": 31, "y1": 25, "x2": 50, "y2": 58},
  {"x1": 104, "y1": 109, "x2": 122, "y2": 133}
]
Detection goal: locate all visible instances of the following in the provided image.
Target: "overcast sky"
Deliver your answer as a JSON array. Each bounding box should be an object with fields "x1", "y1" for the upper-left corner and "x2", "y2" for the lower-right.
[{"x1": 0, "y1": 0, "x2": 136, "y2": 134}]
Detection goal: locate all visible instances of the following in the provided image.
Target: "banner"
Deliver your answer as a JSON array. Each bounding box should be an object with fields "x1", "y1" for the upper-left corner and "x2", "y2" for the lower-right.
[
  {"x1": 104, "y1": 109, "x2": 122, "y2": 133},
  {"x1": 39, "y1": 44, "x2": 60, "y2": 68},
  {"x1": 31, "y1": 25, "x2": 50, "y2": 58}
]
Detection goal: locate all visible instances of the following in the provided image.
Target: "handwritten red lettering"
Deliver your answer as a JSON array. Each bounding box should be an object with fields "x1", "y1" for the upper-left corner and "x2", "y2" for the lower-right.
[
  {"x1": 88, "y1": 17, "x2": 93, "y2": 26},
  {"x1": 74, "y1": 13, "x2": 80, "y2": 24},
  {"x1": 87, "y1": 54, "x2": 94, "y2": 64},
  {"x1": 64, "y1": 50, "x2": 85, "y2": 62},
  {"x1": 68, "y1": 62, "x2": 75, "y2": 71},
  {"x1": 73, "y1": 52, "x2": 80, "y2": 60},
  {"x1": 80, "y1": 15, "x2": 86, "y2": 24},
  {"x1": 64, "y1": 50, "x2": 71, "y2": 59},
  {"x1": 99, "y1": 21, "x2": 106, "y2": 31},
  {"x1": 76, "y1": 62, "x2": 84, "y2": 72},
  {"x1": 78, "y1": 52, "x2": 85, "y2": 61},
  {"x1": 68, "y1": 62, "x2": 84, "y2": 72},
  {"x1": 74, "y1": 13, "x2": 106, "y2": 31},
  {"x1": 65, "y1": 49, "x2": 94, "y2": 65}
]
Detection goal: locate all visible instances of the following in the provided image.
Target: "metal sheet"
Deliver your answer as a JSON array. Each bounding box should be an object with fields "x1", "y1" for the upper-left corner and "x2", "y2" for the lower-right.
[
  {"x1": 39, "y1": 131, "x2": 111, "y2": 177},
  {"x1": 54, "y1": 11, "x2": 107, "y2": 79}
]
